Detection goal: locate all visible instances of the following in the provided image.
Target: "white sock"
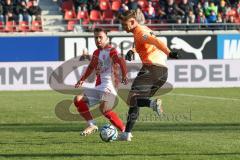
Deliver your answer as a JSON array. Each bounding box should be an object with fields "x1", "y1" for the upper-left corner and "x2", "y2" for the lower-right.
[
  {"x1": 150, "y1": 99, "x2": 155, "y2": 108},
  {"x1": 125, "y1": 132, "x2": 131, "y2": 137},
  {"x1": 87, "y1": 120, "x2": 96, "y2": 126}
]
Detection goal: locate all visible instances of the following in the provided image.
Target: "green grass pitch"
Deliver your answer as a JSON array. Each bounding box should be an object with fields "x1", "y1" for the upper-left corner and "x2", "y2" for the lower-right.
[{"x1": 0, "y1": 88, "x2": 240, "y2": 160}]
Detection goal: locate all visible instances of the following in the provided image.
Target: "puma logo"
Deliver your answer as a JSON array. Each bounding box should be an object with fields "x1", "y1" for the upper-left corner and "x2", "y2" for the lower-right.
[{"x1": 170, "y1": 36, "x2": 211, "y2": 59}]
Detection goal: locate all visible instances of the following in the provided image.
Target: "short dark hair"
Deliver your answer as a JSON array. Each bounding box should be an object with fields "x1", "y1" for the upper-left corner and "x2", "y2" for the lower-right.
[
  {"x1": 117, "y1": 10, "x2": 137, "y2": 21},
  {"x1": 93, "y1": 28, "x2": 108, "y2": 35}
]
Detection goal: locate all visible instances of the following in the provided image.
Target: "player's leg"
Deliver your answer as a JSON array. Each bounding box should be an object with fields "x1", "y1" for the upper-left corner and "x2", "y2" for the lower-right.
[
  {"x1": 99, "y1": 101, "x2": 125, "y2": 132},
  {"x1": 145, "y1": 66, "x2": 168, "y2": 114},
  {"x1": 118, "y1": 91, "x2": 138, "y2": 141},
  {"x1": 131, "y1": 65, "x2": 168, "y2": 115},
  {"x1": 98, "y1": 88, "x2": 125, "y2": 132},
  {"x1": 74, "y1": 95, "x2": 98, "y2": 136},
  {"x1": 119, "y1": 65, "x2": 167, "y2": 141}
]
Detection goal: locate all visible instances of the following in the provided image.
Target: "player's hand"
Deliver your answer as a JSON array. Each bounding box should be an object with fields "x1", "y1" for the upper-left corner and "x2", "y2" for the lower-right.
[
  {"x1": 169, "y1": 50, "x2": 181, "y2": 59},
  {"x1": 75, "y1": 80, "x2": 84, "y2": 88},
  {"x1": 121, "y1": 76, "x2": 128, "y2": 85},
  {"x1": 125, "y1": 50, "x2": 134, "y2": 61}
]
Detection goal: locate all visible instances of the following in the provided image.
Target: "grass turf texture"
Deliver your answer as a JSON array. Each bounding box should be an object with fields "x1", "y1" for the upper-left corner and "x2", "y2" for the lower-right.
[{"x1": 0, "y1": 88, "x2": 240, "y2": 160}]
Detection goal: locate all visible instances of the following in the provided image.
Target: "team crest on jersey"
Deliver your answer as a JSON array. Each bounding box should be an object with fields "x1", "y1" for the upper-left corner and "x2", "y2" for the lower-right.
[
  {"x1": 102, "y1": 54, "x2": 106, "y2": 60},
  {"x1": 143, "y1": 34, "x2": 148, "y2": 40}
]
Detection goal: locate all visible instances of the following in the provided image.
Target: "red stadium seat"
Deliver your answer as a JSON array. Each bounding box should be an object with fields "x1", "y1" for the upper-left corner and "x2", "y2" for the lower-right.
[
  {"x1": 0, "y1": 21, "x2": 3, "y2": 32},
  {"x1": 102, "y1": 10, "x2": 114, "y2": 23},
  {"x1": 31, "y1": 20, "x2": 43, "y2": 32},
  {"x1": 18, "y1": 21, "x2": 29, "y2": 32},
  {"x1": 137, "y1": 0, "x2": 148, "y2": 9},
  {"x1": 90, "y1": 10, "x2": 102, "y2": 22},
  {"x1": 27, "y1": 1, "x2": 33, "y2": 7},
  {"x1": 111, "y1": 0, "x2": 121, "y2": 11},
  {"x1": 67, "y1": 20, "x2": 77, "y2": 31},
  {"x1": 99, "y1": 0, "x2": 110, "y2": 11},
  {"x1": 5, "y1": 21, "x2": 16, "y2": 32},
  {"x1": 226, "y1": 9, "x2": 238, "y2": 17},
  {"x1": 77, "y1": 10, "x2": 89, "y2": 20},
  {"x1": 64, "y1": 10, "x2": 76, "y2": 20}
]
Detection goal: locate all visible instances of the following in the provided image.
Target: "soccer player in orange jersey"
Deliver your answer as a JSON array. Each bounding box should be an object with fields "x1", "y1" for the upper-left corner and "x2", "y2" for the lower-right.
[
  {"x1": 118, "y1": 10, "x2": 180, "y2": 141},
  {"x1": 74, "y1": 28, "x2": 128, "y2": 136}
]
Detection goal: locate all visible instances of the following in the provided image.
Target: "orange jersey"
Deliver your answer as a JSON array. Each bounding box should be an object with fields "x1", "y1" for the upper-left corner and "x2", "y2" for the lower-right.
[{"x1": 133, "y1": 25, "x2": 170, "y2": 66}]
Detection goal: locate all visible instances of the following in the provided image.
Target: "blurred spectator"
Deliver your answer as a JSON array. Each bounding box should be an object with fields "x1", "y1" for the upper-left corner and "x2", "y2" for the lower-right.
[
  {"x1": 207, "y1": 10, "x2": 217, "y2": 23},
  {"x1": 203, "y1": 1, "x2": 209, "y2": 13},
  {"x1": 225, "y1": 5, "x2": 238, "y2": 22},
  {"x1": 218, "y1": 0, "x2": 227, "y2": 17},
  {"x1": 227, "y1": 15, "x2": 235, "y2": 23},
  {"x1": 179, "y1": 0, "x2": 193, "y2": 22},
  {"x1": 216, "y1": 13, "x2": 223, "y2": 23},
  {"x1": 237, "y1": 0, "x2": 240, "y2": 14},
  {"x1": 156, "y1": 4, "x2": 166, "y2": 21},
  {"x1": 118, "y1": 3, "x2": 129, "y2": 14},
  {"x1": 127, "y1": 0, "x2": 138, "y2": 10},
  {"x1": 144, "y1": 1, "x2": 156, "y2": 21},
  {"x1": 0, "y1": 2, "x2": 3, "y2": 22},
  {"x1": 194, "y1": 2, "x2": 203, "y2": 17},
  {"x1": 79, "y1": 48, "x2": 90, "y2": 61},
  {"x1": 15, "y1": 0, "x2": 31, "y2": 25},
  {"x1": 216, "y1": 13, "x2": 225, "y2": 30},
  {"x1": 196, "y1": 10, "x2": 207, "y2": 23},
  {"x1": 3, "y1": 0, "x2": 17, "y2": 22},
  {"x1": 187, "y1": 10, "x2": 195, "y2": 24},
  {"x1": 74, "y1": 0, "x2": 87, "y2": 11},
  {"x1": 87, "y1": 0, "x2": 99, "y2": 11},
  {"x1": 205, "y1": 2, "x2": 218, "y2": 18},
  {"x1": 158, "y1": 0, "x2": 167, "y2": 7},
  {"x1": 190, "y1": 0, "x2": 199, "y2": 6},
  {"x1": 28, "y1": 0, "x2": 41, "y2": 21},
  {"x1": 226, "y1": 15, "x2": 237, "y2": 30},
  {"x1": 62, "y1": 0, "x2": 240, "y2": 32},
  {"x1": 164, "y1": 0, "x2": 184, "y2": 23},
  {"x1": 226, "y1": 0, "x2": 236, "y2": 6}
]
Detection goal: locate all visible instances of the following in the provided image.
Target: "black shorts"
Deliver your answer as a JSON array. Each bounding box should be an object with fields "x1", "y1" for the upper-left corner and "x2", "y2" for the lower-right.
[{"x1": 130, "y1": 65, "x2": 168, "y2": 97}]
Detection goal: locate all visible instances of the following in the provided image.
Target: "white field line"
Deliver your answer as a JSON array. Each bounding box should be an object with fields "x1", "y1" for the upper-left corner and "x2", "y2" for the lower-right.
[
  {"x1": 166, "y1": 93, "x2": 240, "y2": 101},
  {"x1": 0, "y1": 92, "x2": 240, "y2": 101}
]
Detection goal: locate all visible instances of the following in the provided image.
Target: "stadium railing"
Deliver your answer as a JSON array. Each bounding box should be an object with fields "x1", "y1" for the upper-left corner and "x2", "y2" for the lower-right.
[{"x1": 56, "y1": 23, "x2": 240, "y2": 32}]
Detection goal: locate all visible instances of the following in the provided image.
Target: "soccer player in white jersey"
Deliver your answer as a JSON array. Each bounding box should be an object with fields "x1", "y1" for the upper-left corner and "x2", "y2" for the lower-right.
[{"x1": 74, "y1": 28, "x2": 128, "y2": 136}]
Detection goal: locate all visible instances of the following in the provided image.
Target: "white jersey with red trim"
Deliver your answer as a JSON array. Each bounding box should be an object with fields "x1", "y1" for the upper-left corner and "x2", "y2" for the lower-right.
[
  {"x1": 92, "y1": 46, "x2": 119, "y2": 95},
  {"x1": 97, "y1": 48, "x2": 114, "y2": 82}
]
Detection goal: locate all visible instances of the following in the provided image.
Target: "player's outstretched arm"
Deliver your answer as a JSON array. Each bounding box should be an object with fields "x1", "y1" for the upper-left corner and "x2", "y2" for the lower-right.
[
  {"x1": 144, "y1": 33, "x2": 171, "y2": 56},
  {"x1": 112, "y1": 54, "x2": 128, "y2": 85},
  {"x1": 144, "y1": 33, "x2": 180, "y2": 59}
]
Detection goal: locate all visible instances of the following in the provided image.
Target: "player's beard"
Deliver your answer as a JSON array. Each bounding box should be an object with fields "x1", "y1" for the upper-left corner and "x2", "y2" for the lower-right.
[{"x1": 97, "y1": 42, "x2": 107, "y2": 49}]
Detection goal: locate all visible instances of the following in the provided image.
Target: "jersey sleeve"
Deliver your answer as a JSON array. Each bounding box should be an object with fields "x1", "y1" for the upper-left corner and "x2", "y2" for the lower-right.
[
  {"x1": 110, "y1": 48, "x2": 127, "y2": 78},
  {"x1": 109, "y1": 48, "x2": 118, "y2": 58},
  {"x1": 141, "y1": 32, "x2": 170, "y2": 56},
  {"x1": 80, "y1": 50, "x2": 99, "y2": 81}
]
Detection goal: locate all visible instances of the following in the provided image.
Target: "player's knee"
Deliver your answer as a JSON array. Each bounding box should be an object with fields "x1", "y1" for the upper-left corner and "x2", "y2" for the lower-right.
[
  {"x1": 129, "y1": 94, "x2": 139, "y2": 107},
  {"x1": 127, "y1": 92, "x2": 136, "y2": 106},
  {"x1": 74, "y1": 95, "x2": 84, "y2": 106},
  {"x1": 99, "y1": 101, "x2": 110, "y2": 113}
]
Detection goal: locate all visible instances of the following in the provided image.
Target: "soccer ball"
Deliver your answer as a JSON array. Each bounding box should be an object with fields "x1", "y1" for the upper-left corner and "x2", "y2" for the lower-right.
[{"x1": 99, "y1": 124, "x2": 118, "y2": 142}]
